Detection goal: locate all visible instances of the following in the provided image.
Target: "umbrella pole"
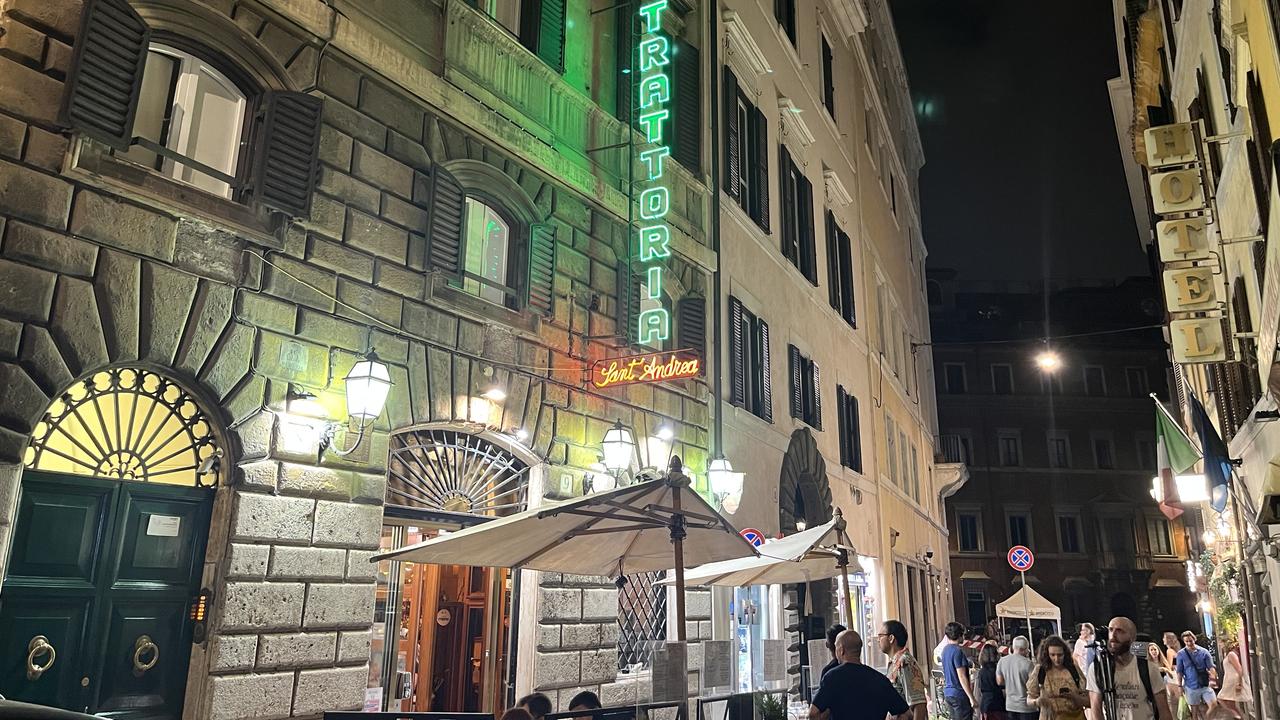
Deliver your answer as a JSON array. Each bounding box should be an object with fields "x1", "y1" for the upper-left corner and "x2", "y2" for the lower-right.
[
  {"x1": 671, "y1": 485, "x2": 688, "y2": 642},
  {"x1": 837, "y1": 548, "x2": 855, "y2": 626}
]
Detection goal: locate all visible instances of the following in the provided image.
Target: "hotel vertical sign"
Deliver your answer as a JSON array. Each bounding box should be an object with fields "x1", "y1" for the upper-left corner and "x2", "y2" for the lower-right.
[
  {"x1": 636, "y1": 0, "x2": 672, "y2": 345},
  {"x1": 1143, "y1": 122, "x2": 1233, "y2": 364}
]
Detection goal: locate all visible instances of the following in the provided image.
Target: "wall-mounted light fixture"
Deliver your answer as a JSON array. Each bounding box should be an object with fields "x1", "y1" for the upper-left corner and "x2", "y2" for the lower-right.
[
  {"x1": 321, "y1": 350, "x2": 392, "y2": 457},
  {"x1": 707, "y1": 455, "x2": 745, "y2": 513},
  {"x1": 601, "y1": 420, "x2": 636, "y2": 474}
]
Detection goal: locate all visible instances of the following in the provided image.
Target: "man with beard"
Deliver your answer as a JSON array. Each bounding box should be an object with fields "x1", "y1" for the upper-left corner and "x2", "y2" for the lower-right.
[
  {"x1": 877, "y1": 620, "x2": 928, "y2": 720},
  {"x1": 1085, "y1": 617, "x2": 1173, "y2": 720}
]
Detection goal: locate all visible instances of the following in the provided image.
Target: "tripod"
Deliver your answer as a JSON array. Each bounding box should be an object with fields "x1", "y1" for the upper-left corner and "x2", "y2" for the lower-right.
[{"x1": 1091, "y1": 648, "x2": 1119, "y2": 720}]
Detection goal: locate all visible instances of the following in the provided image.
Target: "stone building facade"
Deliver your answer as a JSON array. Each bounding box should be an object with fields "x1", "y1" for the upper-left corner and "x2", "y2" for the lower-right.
[{"x1": 0, "y1": 0, "x2": 716, "y2": 717}]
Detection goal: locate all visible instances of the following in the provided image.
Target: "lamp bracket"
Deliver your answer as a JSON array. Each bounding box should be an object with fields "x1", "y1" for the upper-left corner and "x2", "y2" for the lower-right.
[{"x1": 321, "y1": 421, "x2": 369, "y2": 457}]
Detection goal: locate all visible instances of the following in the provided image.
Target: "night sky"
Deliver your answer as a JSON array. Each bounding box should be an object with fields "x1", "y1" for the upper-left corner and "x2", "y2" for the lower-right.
[{"x1": 890, "y1": 0, "x2": 1151, "y2": 283}]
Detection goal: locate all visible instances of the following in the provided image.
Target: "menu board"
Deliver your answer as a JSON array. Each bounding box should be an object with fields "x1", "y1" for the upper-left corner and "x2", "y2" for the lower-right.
[
  {"x1": 702, "y1": 640, "x2": 732, "y2": 689},
  {"x1": 762, "y1": 639, "x2": 787, "y2": 682},
  {"x1": 651, "y1": 642, "x2": 688, "y2": 702}
]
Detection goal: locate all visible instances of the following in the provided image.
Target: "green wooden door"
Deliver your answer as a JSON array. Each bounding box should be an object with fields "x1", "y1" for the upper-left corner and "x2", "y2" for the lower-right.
[{"x1": 0, "y1": 470, "x2": 212, "y2": 718}]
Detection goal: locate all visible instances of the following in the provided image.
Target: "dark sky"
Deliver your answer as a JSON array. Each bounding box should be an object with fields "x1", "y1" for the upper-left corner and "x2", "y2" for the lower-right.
[{"x1": 890, "y1": 0, "x2": 1151, "y2": 283}]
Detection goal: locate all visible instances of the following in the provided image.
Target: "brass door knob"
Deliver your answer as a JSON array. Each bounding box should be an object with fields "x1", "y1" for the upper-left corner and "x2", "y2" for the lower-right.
[
  {"x1": 26, "y1": 636, "x2": 56, "y2": 681},
  {"x1": 132, "y1": 635, "x2": 159, "y2": 675}
]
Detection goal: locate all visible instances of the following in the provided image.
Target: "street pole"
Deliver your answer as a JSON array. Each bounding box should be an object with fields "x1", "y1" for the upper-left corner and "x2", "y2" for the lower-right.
[
  {"x1": 833, "y1": 508, "x2": 856, "y2": 625},
  {"x1": 1021, "y1": 570, "x2": 1032, "y2": 647}
]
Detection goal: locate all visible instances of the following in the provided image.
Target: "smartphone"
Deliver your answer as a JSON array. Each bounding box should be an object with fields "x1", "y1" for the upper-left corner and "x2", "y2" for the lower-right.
[{"x1": 1059, "y1": 688, "x2": 1071, "y2": 695}]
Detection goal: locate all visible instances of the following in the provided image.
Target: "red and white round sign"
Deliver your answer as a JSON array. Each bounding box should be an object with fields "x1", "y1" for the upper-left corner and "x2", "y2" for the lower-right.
[{"x1": 1007, "y1": 545, "x2": 1034, "y2": 572}]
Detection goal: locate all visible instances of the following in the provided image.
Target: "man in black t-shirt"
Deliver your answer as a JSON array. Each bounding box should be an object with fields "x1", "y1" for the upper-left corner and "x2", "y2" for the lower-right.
[
  {"x1": 810, "y1": 630, "x2": 909, "y2": 720},
  {"x1": 821, "y1": 623, "x2": 849, "y2": 684}
]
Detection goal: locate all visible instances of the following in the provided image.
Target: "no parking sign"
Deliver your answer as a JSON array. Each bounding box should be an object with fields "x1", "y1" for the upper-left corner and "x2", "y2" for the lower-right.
[
  {"x1": 739, "y1": 528, "x2": 766, "y2": 547},
  {"x1": 1007, "y1": 545, "x2": 1034, "y2": 572}
]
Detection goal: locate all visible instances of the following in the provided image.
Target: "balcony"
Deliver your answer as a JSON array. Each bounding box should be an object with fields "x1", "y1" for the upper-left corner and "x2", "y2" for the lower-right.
[
  {"x1": 938, "y1": 434, "x2": 969, "y2": 464},
  {"x1": 440, "y1": 0, "x2": 707, "y2": 239}
]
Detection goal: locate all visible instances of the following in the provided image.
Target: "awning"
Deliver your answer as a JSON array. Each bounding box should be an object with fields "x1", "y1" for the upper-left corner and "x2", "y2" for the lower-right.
[{"x1": 995, "y1": 585, "x2": 1061, "y2": 622}]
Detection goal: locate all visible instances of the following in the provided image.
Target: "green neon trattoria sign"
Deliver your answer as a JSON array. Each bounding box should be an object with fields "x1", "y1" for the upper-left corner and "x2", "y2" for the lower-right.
[{"x1": 636, "y1": 0, "x2": 671, "y2": 345}]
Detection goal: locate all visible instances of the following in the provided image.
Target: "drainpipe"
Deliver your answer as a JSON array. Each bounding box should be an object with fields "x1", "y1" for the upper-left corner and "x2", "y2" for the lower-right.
[{"x1": 709, "y1": 0, "x2": 724, "y2": 458}]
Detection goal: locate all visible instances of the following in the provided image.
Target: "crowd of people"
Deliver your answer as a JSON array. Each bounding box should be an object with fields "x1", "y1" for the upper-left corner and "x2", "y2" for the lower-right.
[{"x1": 492, "y1": 617, "x2": 1250, "y2": 720}]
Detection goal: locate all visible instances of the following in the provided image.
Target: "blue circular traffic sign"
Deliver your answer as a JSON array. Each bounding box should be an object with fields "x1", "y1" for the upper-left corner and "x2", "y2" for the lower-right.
[{"x1": 1008, "y1": 545, "x2": 1034, "y2": 571}]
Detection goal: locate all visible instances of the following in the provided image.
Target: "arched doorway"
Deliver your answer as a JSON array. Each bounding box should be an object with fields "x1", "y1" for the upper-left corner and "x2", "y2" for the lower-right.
[
  {"x1": 777, "y1": 429, "x2": 833, "y2": 694},
  {"x1": 372, "y1": 425, "x2": 535, "y2": 714},
  {"x1": 0, "y1": 368, "x2": 222, "y2": 719}
]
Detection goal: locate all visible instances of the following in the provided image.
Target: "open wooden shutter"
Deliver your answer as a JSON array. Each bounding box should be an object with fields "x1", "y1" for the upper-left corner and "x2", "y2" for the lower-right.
[
  {"x1": 799, "y1": 175, "x2": 817, "y2": 285},
  {"x1": 836, "y1": 389, "x2": 848, "y2": 466},
  {"x1": 251, "y1": 92, "x2": 324, "y2": 217},
  {"x1": 788, "y1": 344, "x2": 802, "y2": 419},
  {"x1": 753, "y1": 107, "x2": 770, "y2": 232},
  {"x1": 615, "y1": 2, "x2": 635, "y2": 125},
  {"x1": 839, "y1": 228, "x2": 856, "y2": 325},
  {"x1": 848, "y1": 393, "x2": 861, "y2": 471},
  {"x1": 425, "y1": 164, "x2": 465, "y2": 279},
  {"x1": 759, "y1": 318, "x2": 772, "y2": 422},
  {"x1": 811, "y1": 360, "x2": 822, "y2": 429},
  {"x1": 676, "y1": 296, "x2": 706, "y2": 360},
  {"x1": 522, "y1": 0, "x2": 566, "y2": 72},
  {"x1": 527, "y1": 222, "x2": 556, "y2": 315},
  {"x1": 826, "y1": 213, "x2": 840, "y2": 311},
  {"x1": 62, "y1": 0, "x2": 150, "y2": 149},
  {"x1": 723, "y1": 68, "x2": 741, "y2": 200},
  {"x1": 672, "y1": 39, "x2": 701, "y2": 174},
  {"x1": 729, "y1": 295, "x2": 745, "y2": 406},
  {"x1": 615, "y1": 262, "x2": 641, "y2": 342}
]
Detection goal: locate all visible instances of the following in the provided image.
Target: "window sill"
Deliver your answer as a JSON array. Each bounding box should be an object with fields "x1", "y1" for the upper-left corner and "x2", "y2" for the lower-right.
[
  {"x1": 71, "y1": 139, "x2": 280, "y2": 249},
  {"x1": 428, "y1": 275, "x2": 541, "y2": 337}
]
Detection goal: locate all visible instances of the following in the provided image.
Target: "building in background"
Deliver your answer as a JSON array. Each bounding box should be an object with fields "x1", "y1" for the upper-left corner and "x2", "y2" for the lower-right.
[
  {"x1": 713, "y1": 0, "x2": 963, "y2": 687},
  {"x1": 0, "y1": 0, "x2": 955, "y2": 717},
  {"x1": 1109, "y1": 1, "x2": 1280, "y2": 717},
  {"x1": 932, "y1": 274, "x2": 1197, "y2": 636}
]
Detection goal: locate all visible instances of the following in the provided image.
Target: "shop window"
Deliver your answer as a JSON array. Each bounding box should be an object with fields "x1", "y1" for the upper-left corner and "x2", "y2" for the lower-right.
[{"x1": 730, "y1": 296, "x2": 772, "y2": 421}]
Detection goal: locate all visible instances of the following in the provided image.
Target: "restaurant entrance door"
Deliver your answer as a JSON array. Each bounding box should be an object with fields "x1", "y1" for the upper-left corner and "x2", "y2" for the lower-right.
[{"x1": 369, "y1": 428, "x2": 532, "y2": 713}]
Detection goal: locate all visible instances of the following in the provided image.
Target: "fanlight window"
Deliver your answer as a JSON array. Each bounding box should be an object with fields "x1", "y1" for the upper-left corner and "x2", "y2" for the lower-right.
[
  {"x1": 25, "y1": 368, "x2": 221, "y2": 487},
  {"x1": 387, "y1": 429, "x2": 530, "y2": 515}
]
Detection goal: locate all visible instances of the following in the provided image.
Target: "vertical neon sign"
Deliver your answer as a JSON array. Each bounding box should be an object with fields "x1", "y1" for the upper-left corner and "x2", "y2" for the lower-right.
[{"x1": 636, "y1": 0, "x2": 671, "y2": 345}]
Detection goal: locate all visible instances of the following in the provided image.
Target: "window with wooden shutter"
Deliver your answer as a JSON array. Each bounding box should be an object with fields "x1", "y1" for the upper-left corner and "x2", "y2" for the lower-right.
[
  {"x1": 519, "y1": 0, "x2": 566, "y2": 73},
  {"x1": 758, "y1": 318, "x2": 772, "y2": 422},
  {"x1": 810, "y1": 361, "x2": 821, "y2": 430},
  {"x1": 774, "y1": 0, "x2": 796, "y2": 44},
  {"x1": 798, "y1": 174, "x2": 817, "y2": 285},
  {"x1": 821, "y1": 35, "x2": 835, "y2": 115},
  {"x1": 838, "y1": 227, "x2": 856, "y2": 326},
  {"x1": 837, "y1": 388, "x2": 862, "y2": 472},
  {"x1": 729, "y1": 295, "x2": 746, "y2": 406},
  {"x1": 724, "y1": 68, "x2": 742, "y2": 202},
  {"x1": 752, "y1": 106, "x2": 771, "y2": 232},
  {"x1": 788, "y1": 345, "x2": 820, "y2": 428},
  {"x1": 616, "y1": 262, "x2": 641, "y2": 342},
  {"x1": 251, "y1": 92, "x2": 324, "y2": 217},
  {"x1": 526, "y1": 222, "x2": 556, "y2": 315},
  {"x1": 676, "y1": 296, "x2": 706, "y2": 360},
  {"x1": 426, "y1": 164, "x2": 465, "y2": 279},
  {"x1": 64, "y1": 0, "x2": 150, "y2": 150},
  {"x1": 672, "y1": 39, "x2": 701, "y2": 174},
  {"x1": 826, "y1": 213, "x2": 841, "y2": 311},
  {"x1": 780, "y1": 149, "x2": 814, "y2": 282},
  {"x1": 789, "y1": 345, "x2": 803, "y2": 420}
]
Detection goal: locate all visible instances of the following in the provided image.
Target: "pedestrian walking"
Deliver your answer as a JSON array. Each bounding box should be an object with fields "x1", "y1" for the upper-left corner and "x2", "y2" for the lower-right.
[
  {"x1": 1084, "y1": 617, "x2": 1171, "y2": 720},
  {"x1": 1026, "y1": 636, "x2": 1088, "y2": 720},
  {"x1": 809, "y1": 630, "x2": 909, "y2": 720},
  {"x1": 1173, "y1": 631, "x2": 1217, "y2": 720},
  {"x1": 941, "y1": 621, "x2": 979, "y2": 720},
  {"x1": 1160, "y1": 633, "x2": 1182, "y2": 708},
  {"x1": 1074, "y1": 624, "x2": 1097, "y2": 673},
  {"x1": 876, "y1": 620, "x2": 928, "y2": 720},
  {"x1": 1215, "y1": 637, "x2": 1249, "y2": 720},
  {"x1": 978, "y1": 645, "x2": 1007, "y2": 720},
  {"x1": 997, "y1": 636, "x2": 1037, "y2": 720}
]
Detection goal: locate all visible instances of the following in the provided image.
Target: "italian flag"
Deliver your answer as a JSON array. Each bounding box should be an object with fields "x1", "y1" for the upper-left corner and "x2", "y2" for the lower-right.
[{"x1": 1155, "y1": 400, "x2": 1200, "y2": 520}]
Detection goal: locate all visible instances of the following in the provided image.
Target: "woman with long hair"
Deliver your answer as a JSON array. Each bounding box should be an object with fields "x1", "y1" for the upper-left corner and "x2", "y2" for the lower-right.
[
  {"x1": 1217, "y1": 637, "x2": 1250, "y2": 720},
  {"x1": 977, "y1": 644, "x2": 1007, "y2": 720},
  {"x1": 1072, "y1": 624, "x2": 1096, "y2": 673},
  {"x1": 1026, "y1": 636, "x2": 1088, "y2": 720}
]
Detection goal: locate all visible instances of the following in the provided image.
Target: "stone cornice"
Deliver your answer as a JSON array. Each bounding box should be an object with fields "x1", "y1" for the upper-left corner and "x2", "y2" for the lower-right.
[
  {"x1": 824, "y1": 168, "x2": 853, "y2": 207},
  {"x1": 825, "y1": 0, "x2": 869, "y2": 39},
  {"x1": 722, "y1": 10, "x2": 771, "y2": 79},
  {"x1": 778, "y1": 97, "x2": 816, "y2": 149}
]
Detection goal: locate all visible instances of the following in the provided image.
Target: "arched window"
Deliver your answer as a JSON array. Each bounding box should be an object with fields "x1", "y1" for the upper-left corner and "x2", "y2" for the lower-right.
[
  {"x1": 458, "y1": 196, "x2": 516, "y2": 307},
  {"x1": 121, "y1": 43, "x2": 249, "y2": 199},
  {"x1": 25, "y1": 368, "x2": 222, "y2": 488}
]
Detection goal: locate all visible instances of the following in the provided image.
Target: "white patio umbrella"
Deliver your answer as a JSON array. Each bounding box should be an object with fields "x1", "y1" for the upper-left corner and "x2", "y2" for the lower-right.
[
  {"x1": 372, "y1": 457, "x2": 757, "y2": 640},
  {"x1": 661, "y1": 508, "x2": 860, "y2": 621}
]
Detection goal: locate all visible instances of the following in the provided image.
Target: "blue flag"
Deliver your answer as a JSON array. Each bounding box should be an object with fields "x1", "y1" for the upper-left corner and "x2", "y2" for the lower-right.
[{"x1": 1189, "y1": 394, "x2": 1231, "y2": 513}]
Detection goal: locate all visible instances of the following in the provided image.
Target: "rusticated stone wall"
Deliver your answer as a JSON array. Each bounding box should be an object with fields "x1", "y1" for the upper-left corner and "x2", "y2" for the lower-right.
[{"x1": 0, "y1": 0, "x2": 713, "y2": 718}]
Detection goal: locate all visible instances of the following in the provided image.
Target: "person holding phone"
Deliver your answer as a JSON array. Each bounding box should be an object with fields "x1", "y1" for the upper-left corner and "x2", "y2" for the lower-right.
[{"x1": 1026, "y1": 636, "x2": 1089, "y2": 720}]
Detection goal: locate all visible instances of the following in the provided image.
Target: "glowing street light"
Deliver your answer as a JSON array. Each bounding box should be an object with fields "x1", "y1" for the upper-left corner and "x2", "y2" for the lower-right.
[{"x1": 1035, "y1": 350, "x2": 1062, "y2": 372}]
